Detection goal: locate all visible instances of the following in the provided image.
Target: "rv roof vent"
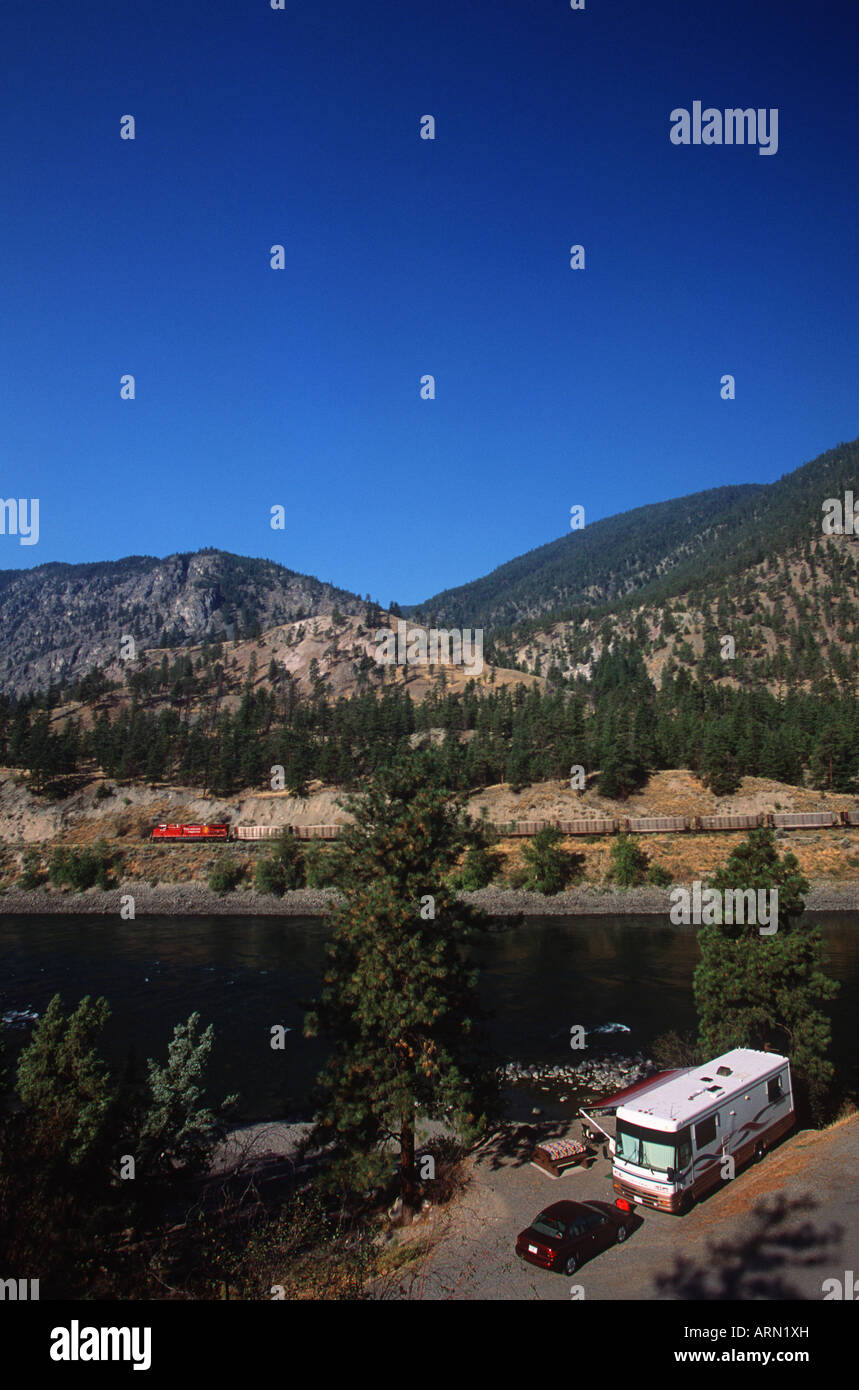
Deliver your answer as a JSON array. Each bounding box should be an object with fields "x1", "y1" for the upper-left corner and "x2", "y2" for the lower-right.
[
  {"x1": 716, "y1": 1066, "x2": 732, "y2": 1076},
  {"x1": 706, "y1": 1085, "x2": 722, "y2": 1092},
  {"x1": 700, "y1": 1075, "x2": 713, "y2": 1082}
]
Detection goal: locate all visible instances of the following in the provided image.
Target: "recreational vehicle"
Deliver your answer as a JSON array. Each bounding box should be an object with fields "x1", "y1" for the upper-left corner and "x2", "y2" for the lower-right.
[{"x1": 601, "y1": 1048, "x2": 794, "y2": 1214}]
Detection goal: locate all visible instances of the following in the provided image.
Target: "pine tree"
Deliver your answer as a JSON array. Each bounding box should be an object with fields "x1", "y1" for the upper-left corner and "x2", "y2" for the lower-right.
[
  {"x1": 701, "y1": 724, "x2": 742, "y2": 797},
  {"x1": 694, "y1": 829, "x2": 838, "y2": 1120},
  {"x1": 304, "y1": 755, "x2": 496, "y2": 1212},
  {"x1": 598, "y1": 744, "x2": 647, "y2": 800},
  {"x1": 16, "y1": 994, "x2": 115, "y2": 1169},
  {"x1": 136, "y1": 1013, "x2": 234, "y2": 1180}
]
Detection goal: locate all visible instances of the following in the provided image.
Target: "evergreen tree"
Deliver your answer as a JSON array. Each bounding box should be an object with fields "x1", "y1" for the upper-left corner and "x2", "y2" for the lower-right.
[
  {"x1": 304, "y1": 755, "x2": 496, "y2": 1212},
  {"x1": 136, "y1": 1013, "x2": 234, "y2": 1180},
  {"x1": 16, "y1": 995, "x2": 115, "y2": 1170},
  {"x1": 597, "y1": 745, "x2": 647, "y2": 800},
  {"x1": 701, "y1": 724, "x2": 742, "y2": 797},
  {"x1": 695, "y1": 829, "x2": 838, "y2": 1120}
]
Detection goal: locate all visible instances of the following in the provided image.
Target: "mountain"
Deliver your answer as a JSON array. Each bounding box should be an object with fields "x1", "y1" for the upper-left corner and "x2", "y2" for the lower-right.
[
  {"x1": 413, "y1": 439, "x2": 859, "y2": 634},
  {"x1": 3, "y1": 436, "x2": 858, "y2": 702},
  {"x1": 0, "y1": 550, "x2": 363, "y2": 697}
]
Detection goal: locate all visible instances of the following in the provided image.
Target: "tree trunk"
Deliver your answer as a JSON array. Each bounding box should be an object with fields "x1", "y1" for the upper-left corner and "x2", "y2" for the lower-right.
[{"x1": 399, "y1": 1119, "x2": 418, "y2": 1215}]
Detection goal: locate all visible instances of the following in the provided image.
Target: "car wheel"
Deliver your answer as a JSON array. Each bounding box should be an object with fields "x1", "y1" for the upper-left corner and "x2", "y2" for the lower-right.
[
  {"x1": 754, "y1": 1140, "x2": 767, "y2": 1163},
  {"x1": 615, "y1": 1224, "x2": 627, "y2": 1243},
  {"x1": 564, "y1": 1253, "x2": 579, "y2": 1275}
]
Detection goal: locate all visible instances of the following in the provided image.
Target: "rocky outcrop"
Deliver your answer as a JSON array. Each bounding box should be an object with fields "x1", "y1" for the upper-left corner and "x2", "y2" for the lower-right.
[{"x1": 0, "y1": 549, "x2": 362, "y2": 695}]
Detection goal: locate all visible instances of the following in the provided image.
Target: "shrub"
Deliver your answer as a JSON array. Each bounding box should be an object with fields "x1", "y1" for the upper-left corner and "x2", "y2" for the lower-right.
[
  {"x1": 254, "y1": 832, "x2": 305, "y2": 895},
  {"x1": 48, "y1": 839, "x2": 121, "y2": 891},
  {"x1": 303, "y1": 840, "x2": 342, "y2": 889},
  {"x1": 136, "y1": 1012, "x2": 236, "y2": 1180},
  {"x1": 520, "y1": 826, "x2": 582, "y2": 895},
  {"x1": 607, "y1": 834, "x2": 650, "y2": 888},
  {"x1": 19, "y1": 847, "x2": 46, "y2": 890},
  {"x1": 207, "y1": 853, "x2": 245, "y2": 895},
  {"x1": 651, "y1": 1030, "x2": 701, "y2": 1070},
  {"x1": 416, "y1": 1134, "x2": 468, "y2": 1206},
  {"x1": 93, "y1": 782, "x2": 113, "y2": 804},
  {"x1": 504, "y1": 860, "x2": 529, "y2": 889},
  {"x1": 449, "y1": 842, "x2": 502, "y2": 891},
  {"x1": 648, "y1": 863, "x2": 673, "y2": 887}
]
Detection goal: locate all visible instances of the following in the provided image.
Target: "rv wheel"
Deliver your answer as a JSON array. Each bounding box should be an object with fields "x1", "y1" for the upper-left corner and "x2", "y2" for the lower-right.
[
  {"x1": 754, "y1": 1140, "x2": 767, "y2": 1162},
  {"x1": 680, "y1": 1191, "x2": 696, "y2": 1214}
]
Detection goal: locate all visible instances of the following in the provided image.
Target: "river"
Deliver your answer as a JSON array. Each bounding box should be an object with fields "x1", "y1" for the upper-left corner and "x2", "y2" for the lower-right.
[{"x1": 1, "y1": 913, "x2": 856, "y2": 1123}]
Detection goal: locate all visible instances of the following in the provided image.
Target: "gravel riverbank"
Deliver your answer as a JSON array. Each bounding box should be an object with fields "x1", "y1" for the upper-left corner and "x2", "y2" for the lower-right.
[{"x1": 2, "y1": 878, "x2": 859, "y2": 916}]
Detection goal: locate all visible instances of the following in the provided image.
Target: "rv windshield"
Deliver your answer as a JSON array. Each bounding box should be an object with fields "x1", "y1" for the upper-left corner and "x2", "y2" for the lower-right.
[{"x1": 615, "y1": 1120, "x2": 691, "y2": 1174}]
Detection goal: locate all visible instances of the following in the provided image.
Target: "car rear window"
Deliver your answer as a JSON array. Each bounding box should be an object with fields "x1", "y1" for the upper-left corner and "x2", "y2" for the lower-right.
[{"x1": 532, "y1": 1215, "x2": 565, "y2": 1238}]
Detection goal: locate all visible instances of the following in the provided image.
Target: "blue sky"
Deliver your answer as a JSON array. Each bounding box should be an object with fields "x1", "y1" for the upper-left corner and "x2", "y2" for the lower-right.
[{"x1": 1, "y1": 0, "x2": 856, "y2": 605}]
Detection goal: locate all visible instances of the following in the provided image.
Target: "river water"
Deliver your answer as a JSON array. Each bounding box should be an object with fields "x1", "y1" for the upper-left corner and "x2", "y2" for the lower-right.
[{"x1": 1, "y1": 913, "x2": 856, "y2": 1124}]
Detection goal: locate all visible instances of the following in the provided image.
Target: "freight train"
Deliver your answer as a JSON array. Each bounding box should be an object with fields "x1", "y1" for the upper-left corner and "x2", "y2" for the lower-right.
[{"x1": 151, "y1": 810, "x2": 858, "y2": 842}]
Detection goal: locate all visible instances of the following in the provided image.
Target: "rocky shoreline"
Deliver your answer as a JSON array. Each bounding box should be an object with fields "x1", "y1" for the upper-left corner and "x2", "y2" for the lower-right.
[
  {"x1": 499, "y1": 1051, "x2": 655, "y2": 1101},
  {"x1": 2, "y1": 878, "x2": 859, "y2": 917}
]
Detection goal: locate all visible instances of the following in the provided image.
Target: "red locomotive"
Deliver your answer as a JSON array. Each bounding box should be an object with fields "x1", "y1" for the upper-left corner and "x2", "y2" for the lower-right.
[{"x1": 151, "y1": 823, "x2": 230, "y2": 841}]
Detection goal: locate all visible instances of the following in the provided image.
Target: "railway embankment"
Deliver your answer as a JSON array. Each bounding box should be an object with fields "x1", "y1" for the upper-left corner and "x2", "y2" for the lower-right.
[
  {"x1": 4, "y1": 767, "x2": 859, "y2": 913},
  {"x1": 2, "y1": 878, "x2": 859, "y2": 917}
]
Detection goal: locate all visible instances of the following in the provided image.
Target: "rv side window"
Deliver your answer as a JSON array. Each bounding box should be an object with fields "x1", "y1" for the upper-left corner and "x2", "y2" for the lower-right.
[
  {"x1": 767, "y1": 1076, "x2": 783, "y2": 1103},
  {"x1": 694, "y1": 1115, "x2": 717, "y2": 1148}
]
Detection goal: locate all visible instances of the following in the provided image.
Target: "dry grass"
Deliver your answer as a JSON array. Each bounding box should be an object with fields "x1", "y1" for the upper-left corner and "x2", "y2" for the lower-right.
[{"x1": 3, "y1": 767, "x2": 859, "y2": 886}]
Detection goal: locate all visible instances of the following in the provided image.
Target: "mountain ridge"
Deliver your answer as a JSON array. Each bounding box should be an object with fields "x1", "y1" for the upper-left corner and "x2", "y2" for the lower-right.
[
  {"x1": 1, "y1": 436, "x2": 857, "y2": 698},
  {"x1": 412, "y1": 439, "x2": 859, "y2": 632}
]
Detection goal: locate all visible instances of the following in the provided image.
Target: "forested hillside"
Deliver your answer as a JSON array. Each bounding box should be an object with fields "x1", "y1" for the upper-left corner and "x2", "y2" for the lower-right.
[
  {"x1": 3, "y1": 437, "x2": 859, "y2": 802},
  {"x1": 4, "y1": 637, "x2": 857, "y2": 801},
  {"x1": 415, "y1": 439, "x2": 859, "y2": 632}
]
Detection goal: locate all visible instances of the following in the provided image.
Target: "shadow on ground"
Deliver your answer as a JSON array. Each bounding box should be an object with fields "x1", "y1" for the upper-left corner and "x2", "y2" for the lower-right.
[
  {"x1": 651, "y1": 1194, "x2": 842, "y2": 1299},
  {"x1": 472, "y1": 1120, "x2": 578, "y2": 1171}
]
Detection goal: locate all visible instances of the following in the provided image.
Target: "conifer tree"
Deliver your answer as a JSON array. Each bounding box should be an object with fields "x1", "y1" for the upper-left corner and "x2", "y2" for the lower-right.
[
  {"x1": 16, "y1": 994, "x2": 115, "y2": 1170},
  {"x1": 304, "y1": 755, "x2": 496, "y2": 1212},
  {"x1": 701, "y1": 724, "x2": 742, "y2": 796},
  {"x1": 136, "y1": 1013, "x2": 234, "y2": 1180},
  {"x1": 694, "y1": 829, "x2": 838, "y2": 1119}
]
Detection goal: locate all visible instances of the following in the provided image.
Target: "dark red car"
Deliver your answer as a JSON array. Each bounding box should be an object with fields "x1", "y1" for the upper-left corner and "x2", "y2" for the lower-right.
[{"x1": 515, "y1": 1200, "x2": 630, "y2": 1275}]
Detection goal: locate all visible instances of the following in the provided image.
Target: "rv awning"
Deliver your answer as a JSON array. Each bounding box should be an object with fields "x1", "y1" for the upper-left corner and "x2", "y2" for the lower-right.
[{"x1": 580, "y1": 1069, "x2": 686, "y2": 1113}]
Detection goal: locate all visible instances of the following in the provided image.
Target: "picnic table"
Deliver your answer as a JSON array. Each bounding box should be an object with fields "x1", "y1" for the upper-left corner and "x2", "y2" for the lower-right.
[{"x1": 531, "y1": 1137, "x2": 591, "y2": 1178}]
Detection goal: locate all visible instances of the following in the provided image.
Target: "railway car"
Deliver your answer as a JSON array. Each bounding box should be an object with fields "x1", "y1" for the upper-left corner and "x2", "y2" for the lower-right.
[
  {"x1": 291, "y1": 824, "x2": 341, "y2": 840},
  {"x1": 233, "y1": 825, "x2": 287, "y2": 840},
  {"x1": 151, "y1": 823, "x2": 229, "y2": 841},
  {"x1": 697, "y1": 813, "x2": 763, "y2": 831},
  {"x1": 843, "y1": 809, "x2": 859, "y2": 826},
  {"x1": 505, "y1": 821, "x2": 546, "y2": 837},
  {"x1": 624, "y1": 815, "x2": 689, "y2": 834},
  {"x1": 771, "y1": 811, "x2": 839, "y2": 829},
  {"x1": 556, "y1": 817, "x2": 617, "y2": 835}
]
